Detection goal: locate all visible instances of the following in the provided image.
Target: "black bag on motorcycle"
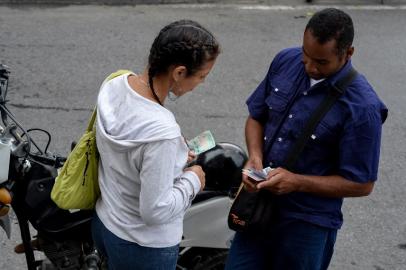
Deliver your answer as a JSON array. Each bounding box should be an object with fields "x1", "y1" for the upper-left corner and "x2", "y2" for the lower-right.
[{"x1": 227, "y1": 68, "x2": 358, "y2": 233}]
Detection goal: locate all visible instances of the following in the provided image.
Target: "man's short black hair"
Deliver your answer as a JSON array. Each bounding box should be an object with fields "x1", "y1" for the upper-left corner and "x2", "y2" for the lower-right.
[{"x1": 305, "y1": 8, "x2": 354, "y2": 56}]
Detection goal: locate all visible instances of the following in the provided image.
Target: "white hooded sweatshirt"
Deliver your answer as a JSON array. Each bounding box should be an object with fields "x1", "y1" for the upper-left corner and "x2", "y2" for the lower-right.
[{"x1": 95, "y1": 73, "x2": 201, "y2": 248}]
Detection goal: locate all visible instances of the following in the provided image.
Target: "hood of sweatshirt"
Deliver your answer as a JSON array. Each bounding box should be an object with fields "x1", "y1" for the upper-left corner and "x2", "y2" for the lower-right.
[{"x1": 96, "y1": 74, "x2": 181, "y2": 152}]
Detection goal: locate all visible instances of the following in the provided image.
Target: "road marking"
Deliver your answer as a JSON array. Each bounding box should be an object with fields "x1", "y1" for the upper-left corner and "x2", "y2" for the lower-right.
[
  {"x1": 238, "y1": 5, "x2": 406, "y2": 10},
  {"x1": 166, "y1": 4, "x2": 406, "y2": 10}
]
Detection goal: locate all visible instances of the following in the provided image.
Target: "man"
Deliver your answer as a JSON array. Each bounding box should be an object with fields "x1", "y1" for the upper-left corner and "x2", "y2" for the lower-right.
[{"x1": 225, "y1": 8, "x2": 388, "y2": 270}]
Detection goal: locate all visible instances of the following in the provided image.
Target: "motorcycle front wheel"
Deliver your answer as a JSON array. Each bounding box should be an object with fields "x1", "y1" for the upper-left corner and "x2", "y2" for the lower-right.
[{"x1": 177, "y1": 248, "x2": 228, "y2": 270}]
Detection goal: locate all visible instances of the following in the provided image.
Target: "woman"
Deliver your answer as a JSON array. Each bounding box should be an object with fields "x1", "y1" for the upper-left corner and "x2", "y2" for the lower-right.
[{"x1": 91, "y1": 20, "x2": 220, "y2": 270}]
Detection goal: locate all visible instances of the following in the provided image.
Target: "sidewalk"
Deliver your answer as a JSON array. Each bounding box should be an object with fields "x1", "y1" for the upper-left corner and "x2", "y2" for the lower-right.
[{"x1": 1, "y1": 0, "x2": 405, "y2": 6}]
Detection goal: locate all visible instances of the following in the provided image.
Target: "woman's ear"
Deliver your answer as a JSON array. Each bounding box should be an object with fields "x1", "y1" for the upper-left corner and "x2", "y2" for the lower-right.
[{"x1": 172, "y1": 66, "x2": 187, "y2": 82}]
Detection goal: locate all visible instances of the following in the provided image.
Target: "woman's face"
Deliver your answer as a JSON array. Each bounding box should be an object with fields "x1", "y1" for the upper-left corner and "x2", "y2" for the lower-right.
[{"x1": 172, "y1": 59, "x2": 216, "y2": 96}]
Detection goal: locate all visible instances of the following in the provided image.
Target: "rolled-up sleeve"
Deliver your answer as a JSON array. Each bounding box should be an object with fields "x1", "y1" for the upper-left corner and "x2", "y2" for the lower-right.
[
  {"x1": 338, "y1": 106, "x2": 385, "y2": 183},
  {"x1": 246, "y1": 51, "x2": 286, "y2": 124},
  {"x1": 246, "y1": 75, "x2": 270, "y2": 124}
]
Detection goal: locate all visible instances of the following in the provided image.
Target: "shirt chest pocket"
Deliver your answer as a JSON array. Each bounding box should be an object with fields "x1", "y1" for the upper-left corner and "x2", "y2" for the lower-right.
[
  {"x1": 311, "y1": 103, "x2": 344, "y2": 145},
  {"x1": 265, "y1": 95, "x2": 289, "y2": 122},
  {"x1": 265, "y1": 73, "x2": 294, "y2": 120},
  {"x1": 309, "y1": 119, "x2": 339, "y2": 146},
  {"x1": 288, "y1": 106, "x2": 341, "y2": 147}
]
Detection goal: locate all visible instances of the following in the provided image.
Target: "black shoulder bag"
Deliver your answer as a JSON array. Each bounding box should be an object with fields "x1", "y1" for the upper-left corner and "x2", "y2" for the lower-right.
[{"x1": 228, "y1": 68, "x2": 358, "y2": 233}]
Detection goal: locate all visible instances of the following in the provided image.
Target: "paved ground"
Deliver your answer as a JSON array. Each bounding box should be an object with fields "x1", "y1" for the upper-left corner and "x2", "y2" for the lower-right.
[
  {"x1": 1, "y1": 0, "x2": 406, "y2": 6},
  {"x1": 0, "y1": 3, "x2": 406, "y2": 270}
]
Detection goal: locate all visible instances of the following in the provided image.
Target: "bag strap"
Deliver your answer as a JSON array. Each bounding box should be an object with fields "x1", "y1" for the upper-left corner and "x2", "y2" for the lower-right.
[
  {"x1": 86, "y1": 70, "x2": 134, "y2": 132},
  {"x1": 86, "y1": 107, "x2": 97, "y2": 132},
  {"x1": 284, "y1": 67, "x2": 358, "y2": 170}
]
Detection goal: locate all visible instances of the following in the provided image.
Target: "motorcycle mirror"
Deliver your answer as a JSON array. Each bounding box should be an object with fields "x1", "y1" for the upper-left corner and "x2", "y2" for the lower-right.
[{"x1": 0, "y1": 64, "x2": 10, "y2": 103}]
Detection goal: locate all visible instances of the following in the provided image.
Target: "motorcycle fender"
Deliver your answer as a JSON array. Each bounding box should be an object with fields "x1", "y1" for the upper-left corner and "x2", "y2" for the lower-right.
[
  {"x1": 0, "y1": 214, "x2": 11, "y2": 239},
  {"x1": 181, "y1": 196, "x2": 235, "y2": 249}
]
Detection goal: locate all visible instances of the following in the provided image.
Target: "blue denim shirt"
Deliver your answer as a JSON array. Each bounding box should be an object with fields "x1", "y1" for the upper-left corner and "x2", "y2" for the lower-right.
[{"x1": 247, "y1": 47, "x2": 388, "y2": 229}]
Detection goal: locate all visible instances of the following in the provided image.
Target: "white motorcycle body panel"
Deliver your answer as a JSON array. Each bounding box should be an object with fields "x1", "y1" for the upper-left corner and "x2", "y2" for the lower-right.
[{"x1": 181, "y1": 196, "x2": 235, "y2": 249}]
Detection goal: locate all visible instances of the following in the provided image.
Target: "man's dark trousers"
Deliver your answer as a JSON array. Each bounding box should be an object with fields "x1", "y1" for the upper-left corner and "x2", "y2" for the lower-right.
[{"x1": 225, "y1": 218, "x2": 337, "y2": 270}]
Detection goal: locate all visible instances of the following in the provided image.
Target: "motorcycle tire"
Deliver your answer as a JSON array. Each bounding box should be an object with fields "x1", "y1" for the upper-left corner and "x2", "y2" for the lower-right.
[{"x1": 178, "y1": 248, "x2": 228, "y2": 270}]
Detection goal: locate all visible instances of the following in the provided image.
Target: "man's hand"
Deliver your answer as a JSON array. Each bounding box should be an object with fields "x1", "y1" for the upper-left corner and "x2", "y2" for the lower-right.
[
  {"x1": 256, "y1": 167, "x2": 299, "y2": 195},
  {"x1": 242, "y1": 156, "x2": 263, "y2": 192}
]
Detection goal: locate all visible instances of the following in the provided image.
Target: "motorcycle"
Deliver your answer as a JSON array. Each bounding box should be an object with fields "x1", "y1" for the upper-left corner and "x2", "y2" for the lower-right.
[{"x1": 0, "y1": 64, "x2": 247, "y2": 270}]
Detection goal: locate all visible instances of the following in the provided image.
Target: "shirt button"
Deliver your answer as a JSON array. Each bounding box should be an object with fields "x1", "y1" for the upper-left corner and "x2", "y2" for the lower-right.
[
  {"x1": 311, "y1": 134, "x2": 317, "y2": 140},
  {"x1": 288, "y1": 114, "x2": 293, "y2": 119},
  {"x1": 274, "y1": 88, "x2": 279, "y2": 92},
  {"x1": 303, "y1": 91, "x2": 308, "y2": 96},
  {"x1": 264, "y1": 136, "x2": 267, "y2": 140},
  {"x1": 269, "y1": 106, "x2": 273, "y2": 110},
  {"x1": 269, "y1": 162, "x2": 273, "y2": 167},
  {"x1": 277, "y1": 137, "x2": 283, "y2": 142}
]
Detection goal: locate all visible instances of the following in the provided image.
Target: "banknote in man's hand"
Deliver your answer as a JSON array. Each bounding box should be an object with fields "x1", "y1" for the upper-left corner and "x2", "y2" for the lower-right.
[{"x1": 242, "y1": 167, "x2": 273, "y2": 182}]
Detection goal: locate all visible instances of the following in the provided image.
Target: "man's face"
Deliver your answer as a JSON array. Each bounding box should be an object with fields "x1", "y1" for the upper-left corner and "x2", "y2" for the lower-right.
[{"x1": 302, "y1": 29, "x2": 353, "y2": 80}]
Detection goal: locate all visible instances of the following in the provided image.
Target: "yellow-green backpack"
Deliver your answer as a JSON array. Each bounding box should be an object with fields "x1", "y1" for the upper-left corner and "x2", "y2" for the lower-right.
[{"x1": 51, "y1": 70, "x2": 132, "y2": 210}]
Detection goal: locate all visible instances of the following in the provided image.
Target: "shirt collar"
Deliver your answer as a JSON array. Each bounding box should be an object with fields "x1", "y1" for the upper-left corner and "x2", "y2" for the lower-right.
[
  {"x1": 326, "y1": 59, "x2": 353, "y2": 86},
  {"x1": 305, "y1": 60, "x2": 353, "y2": 93}
]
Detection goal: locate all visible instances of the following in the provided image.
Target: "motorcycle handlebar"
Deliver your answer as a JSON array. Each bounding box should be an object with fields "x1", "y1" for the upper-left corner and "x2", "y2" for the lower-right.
[
  {"x1": 0, "y1": 64, "x2": 65, "y2": 168},
  {"x1": 29, "y1": 153, "x2": 66, "y2": 167}
]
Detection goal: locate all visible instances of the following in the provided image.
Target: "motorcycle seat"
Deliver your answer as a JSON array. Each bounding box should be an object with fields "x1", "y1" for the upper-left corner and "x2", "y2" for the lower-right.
[{"x1": 36, "y1": 209, "x2": 94, "y2": 240}]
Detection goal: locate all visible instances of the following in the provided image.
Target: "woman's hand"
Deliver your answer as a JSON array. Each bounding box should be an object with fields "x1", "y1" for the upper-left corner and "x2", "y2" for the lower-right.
[
  {"x1": 187, "y1": 150, "x2": 196, "y2": 163},
  {"x1": 185, "y1": 165, "x2": 206, "y2": 191}
]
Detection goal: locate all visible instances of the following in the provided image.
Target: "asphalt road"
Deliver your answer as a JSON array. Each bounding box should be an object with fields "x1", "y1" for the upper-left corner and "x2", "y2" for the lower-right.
[{"x1": 1, "y1": 4, "x2": 406, "y2": 270}]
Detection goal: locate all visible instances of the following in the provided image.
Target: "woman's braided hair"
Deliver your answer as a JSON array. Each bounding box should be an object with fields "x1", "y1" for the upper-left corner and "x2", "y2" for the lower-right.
[{"x1": 147, "y1": 20, "x2": 220, "y2": 104}]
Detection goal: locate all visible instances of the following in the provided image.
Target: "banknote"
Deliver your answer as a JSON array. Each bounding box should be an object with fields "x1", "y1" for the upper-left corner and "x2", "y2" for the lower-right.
[
  {"x1": 187, "y1": 130, "x2": 216, "y2": 155},
  {"x1": 242, "y1": 167, "x2": 273, "y2": 182}
]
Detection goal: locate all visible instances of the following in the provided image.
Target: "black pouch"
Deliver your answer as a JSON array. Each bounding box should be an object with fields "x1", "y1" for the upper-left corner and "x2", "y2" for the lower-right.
[{"x1": 228, "y1": 186, "x2": 275, "y2": 233}]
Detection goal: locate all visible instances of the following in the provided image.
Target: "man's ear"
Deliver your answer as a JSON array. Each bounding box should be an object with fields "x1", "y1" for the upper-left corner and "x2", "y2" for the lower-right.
[
  {"x1": 345, "y1": 46, "x2": 354, "y2": 61},
  {"x1": 172, "y1": 65, "x2": 187, "y2": 82}
]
